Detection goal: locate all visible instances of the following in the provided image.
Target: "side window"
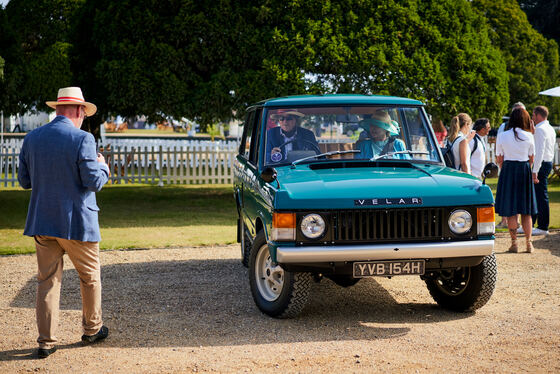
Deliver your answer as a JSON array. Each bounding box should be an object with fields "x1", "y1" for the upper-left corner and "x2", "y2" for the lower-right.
[
  {"x1": 240, "y1": 111, "x2": 255, "y2": 159},
  {"x1": 249, "y1": 108, "x2": 262, "y2": 164}
]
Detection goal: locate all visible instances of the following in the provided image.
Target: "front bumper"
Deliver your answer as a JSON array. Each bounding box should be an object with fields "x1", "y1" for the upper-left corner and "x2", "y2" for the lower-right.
[{"x1": 275, "y1": 240, "x2": 494, "y2": 263}]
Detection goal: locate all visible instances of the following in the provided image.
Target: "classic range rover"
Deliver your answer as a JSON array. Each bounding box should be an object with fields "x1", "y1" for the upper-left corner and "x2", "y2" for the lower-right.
[{"x1": 233, "y1": 95, "x2": 498, "y2": 318}]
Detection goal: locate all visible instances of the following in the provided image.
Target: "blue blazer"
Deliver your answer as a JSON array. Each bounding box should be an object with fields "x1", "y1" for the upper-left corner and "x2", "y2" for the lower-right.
[
  {"x1": 18, "y1": 116, "x2": 110, "y2": 242},
  {"x1": 265, "y1": 126, "x2": 319, "y2": 163}
]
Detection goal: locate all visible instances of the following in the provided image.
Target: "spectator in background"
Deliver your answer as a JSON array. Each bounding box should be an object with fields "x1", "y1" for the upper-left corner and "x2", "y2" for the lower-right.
[
  {"x1": 530, "y1": 106, "x2": 555, "y2": 236},
  {"x1": 448, "y1": 113, "x2": 475, "y2": 173},
  {"x1": 498, "y1": 102, "x2": 526, "y2": 134},
  {"x1": 496, "y1": 101, "x2": 526, "y2": 229},
  {"x1": 431, "y1": 118, "x2": 447, "y2": 147},
  {"x1": 470, "y1": 118, "x2": 491, "y2": 179},
  {"x1": 495, "y1": 108, "x2": 537, "y2": 253}
]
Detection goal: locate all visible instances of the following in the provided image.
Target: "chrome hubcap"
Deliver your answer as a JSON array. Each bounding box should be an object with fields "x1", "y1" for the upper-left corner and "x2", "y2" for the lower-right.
[{"x1": 255, "y1": 244, "x2": 284, "y2": 301}]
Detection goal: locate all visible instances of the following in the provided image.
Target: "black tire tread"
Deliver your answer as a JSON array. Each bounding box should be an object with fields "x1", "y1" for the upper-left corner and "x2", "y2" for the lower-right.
[
  {"x1": 249, "y1": 231, "x2": 312, "y2": 318},
  {"x1": 426, "y1": 253, "x2": 497, "y2": 312},
  {"x1": 276, "y1": 272, "x2": 312, "y2": 318}
]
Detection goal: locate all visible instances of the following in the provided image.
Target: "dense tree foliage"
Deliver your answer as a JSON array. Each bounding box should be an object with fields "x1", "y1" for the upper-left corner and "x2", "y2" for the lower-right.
[
  {"x1": 72, "y1": 0, "x2": 510, "y2": 127},
  {"x1": 0, "y1": 0, "x2": 558, "y2": 127},
  {"x1": 519, "y1": 0, "x2": 560, "y2": 45},
  {"x1": 72, "y1": 0, "x2": 272, "y2": 125},
  {"x1": 473, "y1": 0, "x2": 559, "y2": 123},
  {"x1": 263, "y1": 0, "x2": 508, "y2": 125},
  {"x1": 0, "y1": 0, "x2": 84, "y2": 114}
]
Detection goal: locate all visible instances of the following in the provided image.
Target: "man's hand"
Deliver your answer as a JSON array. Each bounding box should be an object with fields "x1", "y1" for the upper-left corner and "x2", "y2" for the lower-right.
[{"x1": 533, "y1": 172, "x2": 539, "y2": 184}]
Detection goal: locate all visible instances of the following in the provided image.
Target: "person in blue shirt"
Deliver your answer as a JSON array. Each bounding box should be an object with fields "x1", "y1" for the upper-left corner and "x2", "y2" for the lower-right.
[{"x1": 354, "y1": 112, "x2": 408, "y2": 159}]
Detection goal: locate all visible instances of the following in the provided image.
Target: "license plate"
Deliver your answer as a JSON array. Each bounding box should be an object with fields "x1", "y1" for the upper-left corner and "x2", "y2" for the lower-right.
[{"x1": 353, "y1": 260, "x2": 425, "y2": 277}]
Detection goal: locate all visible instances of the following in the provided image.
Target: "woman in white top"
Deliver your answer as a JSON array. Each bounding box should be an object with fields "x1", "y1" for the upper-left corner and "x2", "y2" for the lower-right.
[
  {"x1": 469, "y1": 118, "x2": 491, "y2": 179},
  {"x1": 447, "y1": 113, "x2": 475, "y2": 173},
  {"x1": 495, "y1": 108, "x2": 537, "y2": 253}
]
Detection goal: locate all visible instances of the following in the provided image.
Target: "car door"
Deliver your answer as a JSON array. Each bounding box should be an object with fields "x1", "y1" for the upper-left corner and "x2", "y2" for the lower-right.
[{"x1": 237, "y1": 108, "x2": 262, "y2": 238}]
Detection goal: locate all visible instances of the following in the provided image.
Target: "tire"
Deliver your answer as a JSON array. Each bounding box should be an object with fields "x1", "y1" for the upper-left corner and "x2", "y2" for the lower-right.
[
  {"x1": 326, "y1": 274, "x2": 361, "y2": 288},
  {"x1": 249, "y1": 231, "x2": 312, "y2": 318},
  {"x1": 239, "y1": 218, "x2": 251, "y2": 268},
  {"x1": 424, "y1": 253, "x2": 497, "y2": 312}
]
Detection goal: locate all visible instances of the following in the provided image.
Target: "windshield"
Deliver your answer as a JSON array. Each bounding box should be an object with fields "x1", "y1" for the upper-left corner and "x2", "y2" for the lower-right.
[{"x1": 264, "y1": 105, "x2": 440, "y2": 166}]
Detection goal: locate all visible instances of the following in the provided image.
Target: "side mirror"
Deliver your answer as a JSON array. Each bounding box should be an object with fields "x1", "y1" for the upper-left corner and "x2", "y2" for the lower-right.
[
  {"x1": 260, "y1": 167, "x2": 277, "y2": 184},
  {"x1": 482, "y1": 162, "x2": 499, "y2": 184}
]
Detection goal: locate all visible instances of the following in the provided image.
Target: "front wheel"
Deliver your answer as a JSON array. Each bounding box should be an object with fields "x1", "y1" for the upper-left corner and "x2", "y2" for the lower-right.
[
  {"x1": 249, "y1": 231, "x2": 312, "y2": 318},
  {"x1": 424, "y1": 253, "x2": 497, "y2": 312}
]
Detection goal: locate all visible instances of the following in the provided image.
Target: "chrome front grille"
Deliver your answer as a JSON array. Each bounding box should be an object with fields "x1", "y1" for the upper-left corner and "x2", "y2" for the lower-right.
[{"x1": 332, "y1": 208, "x2": 444, "y2": 243}]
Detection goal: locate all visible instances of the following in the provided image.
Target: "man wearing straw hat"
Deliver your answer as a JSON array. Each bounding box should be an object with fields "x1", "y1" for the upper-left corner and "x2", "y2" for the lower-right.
[{"x1": 18, "y1": 87, "x2": 110, "y2": 358}]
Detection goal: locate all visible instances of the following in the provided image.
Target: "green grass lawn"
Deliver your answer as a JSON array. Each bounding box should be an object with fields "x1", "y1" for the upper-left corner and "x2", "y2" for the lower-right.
[
  {"x1": 1, "y1": 178, "x2": 559, "y2": 255},
  {"x1": 0, "y1": 184, "x2": 237, "y2": 255}
]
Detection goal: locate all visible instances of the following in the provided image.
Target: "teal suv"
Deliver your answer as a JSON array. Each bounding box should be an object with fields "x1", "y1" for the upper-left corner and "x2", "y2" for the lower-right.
[{"x1": 234, "y1": 95, "x2": 498, "y2": 318}]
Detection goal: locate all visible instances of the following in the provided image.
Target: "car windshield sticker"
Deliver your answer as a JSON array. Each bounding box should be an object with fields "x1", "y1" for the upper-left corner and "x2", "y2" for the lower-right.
[
  {"x1": 354, "y1": 198, "x2": 423, "y2": 206},
  {"x1": 271, "y1": 152, "x2": 283, "y2": 162}
]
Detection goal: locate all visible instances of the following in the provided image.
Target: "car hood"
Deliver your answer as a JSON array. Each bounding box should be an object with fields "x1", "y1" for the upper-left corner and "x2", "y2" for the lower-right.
[{"x1": 273, "y1": 162, "x2": 494, "y2": 210}]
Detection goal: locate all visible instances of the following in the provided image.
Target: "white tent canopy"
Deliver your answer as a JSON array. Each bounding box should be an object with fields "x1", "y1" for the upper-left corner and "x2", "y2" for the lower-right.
[{"x1": 539, "y1": 86, "x2": 560, "y2": 97}]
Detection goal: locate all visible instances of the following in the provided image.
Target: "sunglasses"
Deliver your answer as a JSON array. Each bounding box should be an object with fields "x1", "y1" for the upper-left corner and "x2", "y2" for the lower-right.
[{"x1": 277, "y1": 115, "x2": 296, "y2": 121}]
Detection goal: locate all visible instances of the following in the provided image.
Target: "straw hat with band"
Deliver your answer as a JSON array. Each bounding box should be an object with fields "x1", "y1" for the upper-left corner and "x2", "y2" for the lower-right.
[
  {"x1": 46, "y1": 87, "x2": 97, "y2": 117},
  {"x1": 359, "y1": 118, "x2": 400, "y2": 136},
  {"x1": 270, "y1": 109, "x2": 304, "y2": 119}
]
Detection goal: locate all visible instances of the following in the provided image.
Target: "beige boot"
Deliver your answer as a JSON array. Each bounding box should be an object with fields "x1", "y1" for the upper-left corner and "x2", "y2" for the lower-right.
[{"x1": 526, "y1": 239, "x2": 534, "y2": 253}]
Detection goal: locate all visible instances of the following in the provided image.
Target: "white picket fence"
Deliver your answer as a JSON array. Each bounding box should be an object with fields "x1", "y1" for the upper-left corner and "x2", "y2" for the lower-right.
[
  {"x1": 101, "y1": 144, "x2": 238, "y2": 185},
  {"x1": 0, "y1": 141, "x2": 239, "y2": 187},
  {"x1": 1, "y1": 140, "x2": 559, "y2": 188}
]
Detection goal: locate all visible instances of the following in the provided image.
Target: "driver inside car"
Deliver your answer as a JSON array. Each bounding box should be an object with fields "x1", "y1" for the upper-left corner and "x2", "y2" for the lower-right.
[
  {"x1": 354, "y1": 111, "x2": 409, "y2": 159},
  {"x1": 266, "y1": 109, "x2": 319, "y2": 163}
]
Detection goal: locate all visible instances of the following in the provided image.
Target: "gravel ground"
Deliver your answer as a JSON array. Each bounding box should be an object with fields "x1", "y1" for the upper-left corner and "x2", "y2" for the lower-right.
[{"x1": 1, "y1": 232, "x2": 559, "y2": 373}]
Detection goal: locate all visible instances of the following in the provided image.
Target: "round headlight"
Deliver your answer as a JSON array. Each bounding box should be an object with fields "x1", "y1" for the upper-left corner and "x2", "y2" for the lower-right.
[
  {"x1": 448, "y1": 209, "x2": 472, "y2": 234},
  {"x1": 300, "y1": 214, "x2": 326, "y2": 239}
]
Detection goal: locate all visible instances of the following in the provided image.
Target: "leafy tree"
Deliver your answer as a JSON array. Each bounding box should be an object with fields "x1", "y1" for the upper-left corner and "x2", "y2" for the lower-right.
[
  {"x1": 72, "y1": 0, "x2": 267, "y2": 126},
  {"x1": 3, "y1": 0, "x2": 557, "y2": 127},
  {"x1": 0, "y1": 0, "x2": 84, "y2": 115},
  {"x1": 519, "y1": 0, "x2": 560, "y2": 45},
  {"x1": 261, "y1": 0, "x2": 509, "y2": 124},
  {"x1": 74, "y1": 0, "x2": 510, "y2": 128},
  {"x1": 472, "y1": 0, "x2": 559, "y2": 123}
]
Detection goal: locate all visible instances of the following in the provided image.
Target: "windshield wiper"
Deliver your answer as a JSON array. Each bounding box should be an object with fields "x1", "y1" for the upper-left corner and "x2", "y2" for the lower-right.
[
  {"x1": 371, "y1": 150, "x2": 429, "y2": 161},
  {"x1": 291, "y1": 149, "x2": 361, "y2": 167}
]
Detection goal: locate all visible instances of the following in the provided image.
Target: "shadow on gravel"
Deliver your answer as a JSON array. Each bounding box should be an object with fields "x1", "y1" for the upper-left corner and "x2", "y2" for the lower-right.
[
  {"x1": 7, "y1": 257, "x2": 470, "y2": 349},
  {"x1": 0, "y1": 342, "x2": 82, "y2": 362},
  {"x1": 531, "y1": 231, "x2": 560, "y2": 258}
]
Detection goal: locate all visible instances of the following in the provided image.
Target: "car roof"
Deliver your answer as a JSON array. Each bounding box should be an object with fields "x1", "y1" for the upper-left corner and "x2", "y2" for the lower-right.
[{"x1": 254, "y1": 94, "x2": 424, "y2": 107}]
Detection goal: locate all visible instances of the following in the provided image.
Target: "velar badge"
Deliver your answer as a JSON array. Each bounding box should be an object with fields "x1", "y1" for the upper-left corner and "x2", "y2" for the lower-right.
[{"x1": 354, "y1": 197, "x2": 423, "y2": 206}]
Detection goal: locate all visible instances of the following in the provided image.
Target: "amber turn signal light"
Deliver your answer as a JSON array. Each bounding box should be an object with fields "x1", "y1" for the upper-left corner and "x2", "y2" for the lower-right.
[
  {"x1": 273, "y1": 212, "x2": 296, "y2": 228},
  {"x1": 477, "y1": 206, "x2": 495, "y2": 223}
]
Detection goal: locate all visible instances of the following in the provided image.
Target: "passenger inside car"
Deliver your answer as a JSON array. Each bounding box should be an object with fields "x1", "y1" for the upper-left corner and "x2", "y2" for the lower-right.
[{"x1": 354, "y1": 111, "x2": 409, "y2": 159}]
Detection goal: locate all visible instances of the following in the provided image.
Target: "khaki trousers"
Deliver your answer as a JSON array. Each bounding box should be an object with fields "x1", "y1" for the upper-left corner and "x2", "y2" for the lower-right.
[{"x1": 34, "y1": 235, "x2": 103, "y2": 349}]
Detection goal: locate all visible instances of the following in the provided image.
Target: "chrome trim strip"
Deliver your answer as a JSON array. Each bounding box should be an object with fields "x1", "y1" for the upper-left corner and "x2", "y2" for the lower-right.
[{"x1": 275, "y1": 240, "x2": 494, "y2": 263}]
